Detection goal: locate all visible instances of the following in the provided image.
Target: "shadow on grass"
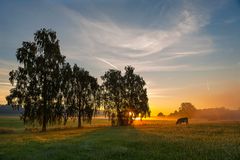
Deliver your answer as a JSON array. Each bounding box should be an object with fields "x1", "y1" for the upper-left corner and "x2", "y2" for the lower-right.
[
  {"x1": 0, "y1": 128, "x2": 15, "y2": 134},
  {"x1": 0, "y1": 124, "x2": 240, "y2": 160}
]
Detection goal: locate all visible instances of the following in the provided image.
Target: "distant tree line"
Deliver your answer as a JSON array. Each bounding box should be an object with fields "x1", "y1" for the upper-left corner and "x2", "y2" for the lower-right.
[
  {"x1": 168, "y1": 103, "x2": 197, "y2": 118},
  {"x1": 6, "y1": 28, "x2": 150, "y2": 132},
  {"x1": 157, "y1": 102, "x2": 197, "y2": 118},
  {"x1": 157, "y1": 103, "x2": 240, "y2": 121},
  {"x1": 157, "y1": 103, "x2": 197, "y2": 118}
]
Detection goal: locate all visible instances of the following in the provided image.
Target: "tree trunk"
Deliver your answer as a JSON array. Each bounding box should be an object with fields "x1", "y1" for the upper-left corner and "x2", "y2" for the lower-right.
[
  {"x1": 78, "y1": 110, "x2": 82, "y2": 128},
  {"x1": 42, "y1": 113, "x2": 47, "y2": 132},
  {"x1": 42, "y1": 76, "x2": 47, "y2": 132},
  {"x1": 117, "y1": 109, "x2": 124, "y2": 126}
]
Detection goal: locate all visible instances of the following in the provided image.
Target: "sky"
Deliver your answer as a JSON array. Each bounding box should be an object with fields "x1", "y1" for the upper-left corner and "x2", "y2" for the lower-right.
[{"x1": 0, "y1": 0, "x2": 240, "y2": 115}]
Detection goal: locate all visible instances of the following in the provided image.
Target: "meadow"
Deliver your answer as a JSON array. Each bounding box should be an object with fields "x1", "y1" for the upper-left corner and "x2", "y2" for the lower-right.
[{"x1": 0, "y1": 116, "x2": 239, "y2": 160}]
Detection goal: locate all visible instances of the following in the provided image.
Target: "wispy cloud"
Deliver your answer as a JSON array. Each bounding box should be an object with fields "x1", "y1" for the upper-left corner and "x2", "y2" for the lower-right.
[
  {"x1": 174, "y1": 49, "x2": 213, "y2": 56},
  {"x1": 147, "y1": 87, "x2": 183, "y2": 98},
  {"x1": 224, "y1": 17, "x2": 239, "y2": 24},
  {"x1": 59, "y1": 2, "x2": 216, "y2": 74},
  {"x1": 0, "y1": 82, "x2": 11, "y2": 86},
  {"x1": 95, "y1": 57, "x2": 118, "y2": 70}
]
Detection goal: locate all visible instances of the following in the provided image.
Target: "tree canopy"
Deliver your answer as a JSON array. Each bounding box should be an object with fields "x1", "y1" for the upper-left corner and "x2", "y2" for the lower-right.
[
  {"x1": 6, "y1": 28, "x2": 65, "y2": 132},
  {"x1": 101, "y1": 66, "x2": 150, "y2": 126},
  {"x1": 157, "y1": 112, "x2": 165, "y2": 117},
  {"x1": 65, "y1": 64, "x2": 99, "y2": 128},
  {"x1": 178, "y1": 102, "x2": 197, "y2": 118},
  {"x1": 168, "y1": 102, "x2": 197, "y2": 118}
]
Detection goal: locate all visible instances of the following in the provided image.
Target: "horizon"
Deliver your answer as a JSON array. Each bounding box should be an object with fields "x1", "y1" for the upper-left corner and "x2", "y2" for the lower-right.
[{"x1": 1, "y1": 0, "x2": 240, "y2": 116}]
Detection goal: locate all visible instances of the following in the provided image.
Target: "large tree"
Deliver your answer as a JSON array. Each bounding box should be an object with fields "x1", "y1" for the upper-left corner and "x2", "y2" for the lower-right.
[
  {"x1": 178, "y1": 102, "x2": 197, "y2": 118},
  {"x1": 101, "y1": 69, "x2": 124, "y2": 126},
  {"x1": 101, "y1": 66, "x2": 150, "y2": 126},
  {"x1": 65, "y1": 64, "x2": 99, "y2": 128},
  {"x1": 123, "y1": 66, "x2": 150, "y2": 121},
  {"x1": 60, "y1": 62, "x2": 73, "y2": 125},
  {"x1": 6, "y1": 28, "x2": 65, "y2": 132}
]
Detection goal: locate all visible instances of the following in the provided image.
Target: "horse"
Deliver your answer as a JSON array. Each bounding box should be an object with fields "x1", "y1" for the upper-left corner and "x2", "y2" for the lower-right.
[{"x1": 176, "y1": 117, "x2": 188, "y2": 125}]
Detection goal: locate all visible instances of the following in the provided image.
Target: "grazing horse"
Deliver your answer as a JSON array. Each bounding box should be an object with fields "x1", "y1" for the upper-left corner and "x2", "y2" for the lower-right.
[{"x1": 176, "y1": 117, "x2": 188, "y2": 125}]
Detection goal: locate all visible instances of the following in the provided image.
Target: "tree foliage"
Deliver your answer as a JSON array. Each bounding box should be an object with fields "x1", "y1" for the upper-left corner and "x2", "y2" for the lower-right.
[
  {"x1": 157, "y1": 112, "x2": 165, "y2": 117},
  {"x1": 6, "y1": 28, "x2": 65, "y2": 131},
  {"x1": 178, "y1": 102, "x2": 197, "y2": 118},
  {"x1": 168, "y1": 102, "x2": 197, "y2": 118},
  {"x1": 65, "y1": 64, "x2": 99, "y2": 128},
  {"x1": 101, "y1": 66, "x2": 150, "y2": 126},
  {"x1": 101, "y1": 69, "x2": 123, "y2": 126}
]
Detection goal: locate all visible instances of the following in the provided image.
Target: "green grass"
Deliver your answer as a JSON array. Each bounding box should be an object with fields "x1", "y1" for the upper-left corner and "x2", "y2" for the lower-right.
[{"x1": 0, "y1": 116, "x2": 240, "y2": 160}]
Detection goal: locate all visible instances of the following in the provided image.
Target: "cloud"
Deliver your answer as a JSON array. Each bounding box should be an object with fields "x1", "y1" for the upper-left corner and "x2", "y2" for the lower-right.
[
  {"x1": 224, "y1": 18, "x2": 239, "y2": 24},
  {"x1": 136, "y1": 65, "x2": 187, "y2": 72},
  {"x1": 147, "y1": 87, "x2": 184, "y2": 98},
  {"x1": 59, "y1": 2, "x2": 216, "y2": 75},
  {"x1": 95, "y1": 57, "x2": 118, "y2": 69},
  {"x1": 0, "y1": 82, "x2": 11, "y2": 86},
  {"x1": 174, "y1": 49, "x2": 213, "y2": 55},
  {"x1": 64, "y1": 7, "x2": 209, "y2": 58}
]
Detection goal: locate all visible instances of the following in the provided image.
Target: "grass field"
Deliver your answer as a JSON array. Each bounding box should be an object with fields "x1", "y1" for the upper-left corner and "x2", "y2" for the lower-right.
[{"x1": 0, "y1": 116, "x2": 240, "y2": 160}]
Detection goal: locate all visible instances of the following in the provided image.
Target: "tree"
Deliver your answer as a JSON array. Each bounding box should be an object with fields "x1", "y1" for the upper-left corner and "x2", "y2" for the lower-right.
[
  {"x1": 6, "y1": 28, "x2": 65, "y2": 132},
  {"x1": 123, "y1": 66, "x2": 150, "y2": 123},
  {"x1": 101, "y1": 66, "x2": 150, "y2": 126},
  {"x1": 101, "y1": 69, "x2": 124, "y2": 126},
  {"x1": 66, "y1": 64, "x2": 99, "y2": 128},
  {"x1": 157, "y1": 112, "x2": 165, "y2": 117},
  {"x1": 178, "y1": 102, "x2": 197, "y2": 118},
  {"x1": 168, "y1": 103, "x2": 197, "y2": 118},
  {"x1": 60, "y1": 62, "x2": 73, "y2": 125}
]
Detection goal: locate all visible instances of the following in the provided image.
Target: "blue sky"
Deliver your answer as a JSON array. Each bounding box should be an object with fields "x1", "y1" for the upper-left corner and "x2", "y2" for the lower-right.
[{"x1": 0, "y1": 0, "x2": 240, "y2": 114}]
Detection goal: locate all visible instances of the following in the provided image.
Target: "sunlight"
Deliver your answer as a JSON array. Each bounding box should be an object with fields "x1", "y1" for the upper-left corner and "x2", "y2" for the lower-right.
[
  {"x1": 134, "y1": 117, "x2": 141, "y2": 121},
  {"x1": 128, "y1": 112, "x2": 132, "y2": 116}
]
